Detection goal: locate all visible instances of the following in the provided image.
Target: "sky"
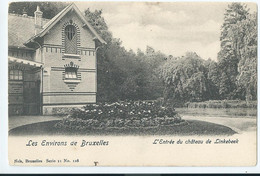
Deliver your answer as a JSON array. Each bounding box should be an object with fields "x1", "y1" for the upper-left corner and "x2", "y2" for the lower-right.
[{"x1": 75, "y1": 2, "x2": 257, "y2": 61}]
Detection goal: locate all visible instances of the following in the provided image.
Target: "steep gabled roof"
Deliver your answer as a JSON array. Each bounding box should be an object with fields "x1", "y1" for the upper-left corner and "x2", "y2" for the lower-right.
[
  {"x1": 8, "y1": 14, "x2": 49, "y2": 48},
  {"x1": 25, "y1": 3, "x2": 106, "y2": 46}
]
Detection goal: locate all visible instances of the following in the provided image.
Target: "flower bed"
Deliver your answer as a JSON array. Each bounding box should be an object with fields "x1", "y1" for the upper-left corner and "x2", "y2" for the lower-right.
[{"x1": 55, "y1": 101, "x2": 185, "y2": 131}]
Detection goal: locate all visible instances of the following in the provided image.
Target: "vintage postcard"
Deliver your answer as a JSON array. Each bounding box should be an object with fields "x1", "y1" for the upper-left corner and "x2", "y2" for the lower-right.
[{"x1": 8, "y1": 1, "x2": 257, "y2": 166}]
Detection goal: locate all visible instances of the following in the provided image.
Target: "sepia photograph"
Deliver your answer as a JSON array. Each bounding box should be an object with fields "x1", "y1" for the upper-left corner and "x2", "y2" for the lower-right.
[{"x1": 6, "y1": 1, "x2": 258, "y2": 167}]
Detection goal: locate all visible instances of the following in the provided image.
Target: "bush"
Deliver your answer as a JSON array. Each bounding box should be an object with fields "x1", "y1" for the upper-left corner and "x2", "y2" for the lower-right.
[
  {"x1": 55, "y1": 101, "x2": 183, "y2": 131},
  {"x1": 185, "y1": 100, "x2": 257, "y2": 108},
  {"x1": 71, "y1": 101, "x2": 178, "y2": 120}
]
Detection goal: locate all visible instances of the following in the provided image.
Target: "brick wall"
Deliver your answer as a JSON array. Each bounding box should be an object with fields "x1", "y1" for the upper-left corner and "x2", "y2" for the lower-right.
[{"x1": 42, "y1": 10, "x2": 97, "y2": 113}]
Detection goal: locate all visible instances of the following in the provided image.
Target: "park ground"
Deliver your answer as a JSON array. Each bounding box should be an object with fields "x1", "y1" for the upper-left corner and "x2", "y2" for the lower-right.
[
  {"x1": 9, "y1": 115, "x2": 63, "y2": 130},
  {"x1": 8, "y1": 113, "x2": 256, "y2": 135}
]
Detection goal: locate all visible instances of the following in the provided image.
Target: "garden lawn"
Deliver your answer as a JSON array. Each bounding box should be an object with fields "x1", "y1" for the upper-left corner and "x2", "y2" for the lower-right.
[{"x1": 9, "y1": 119, "x2": 236, "y2": 136}]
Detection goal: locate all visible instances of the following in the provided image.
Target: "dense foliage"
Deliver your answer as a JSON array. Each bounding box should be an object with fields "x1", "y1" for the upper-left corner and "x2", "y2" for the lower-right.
[
  {"x1": 217, "y1": 3, "x2": 257, "y2": 100},
  {"x1": 158, "y1": 53, "x2": 209, "y2": 105},
  {"x1": 235, "y1": 13, "x2": 257, "y2": 101},
  {"x1": 74, "y1": 101, "x2": 178, "y2": 120},
  {"x1": 9, "y1": 2, "x2": 257, "y2": 106},
  {"x1": 85, "y1": 3, "x2": 257, "y2": 105},
  {"x1": 9, "y1": 2, "x2": 67, "y2": 19},
  {"x1": 186, "y1": 100, "x2": 257, "y2": 109},
  {"x1": 84, "y1": 9, "x2": 165, "y2": 102},
  {"x1": 159, "y1": 3, "x2": 257, "y2": 105},
  {"x1": 55, "y1": 101, "x2": 183, "y2": 130}
]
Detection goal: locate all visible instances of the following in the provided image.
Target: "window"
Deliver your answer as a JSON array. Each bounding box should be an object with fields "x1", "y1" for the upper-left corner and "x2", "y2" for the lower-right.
[
  {"x1": 65, "y1": 25, "x2": 75, "y2": 40},
  {"x1": 65, "y1": 67, "x2": 77, "y2": 79},
  {"x1": 65, "y1": 25, "x2": 77, "y2": 54},
  {"x1": 9, "y1": 70, "x2": 23, "y2": 80}
]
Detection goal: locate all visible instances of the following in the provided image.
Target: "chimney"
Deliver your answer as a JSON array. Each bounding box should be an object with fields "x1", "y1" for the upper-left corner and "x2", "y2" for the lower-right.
[{"x1": 34, "y1": 6, "x2": 43, "y2": 34}]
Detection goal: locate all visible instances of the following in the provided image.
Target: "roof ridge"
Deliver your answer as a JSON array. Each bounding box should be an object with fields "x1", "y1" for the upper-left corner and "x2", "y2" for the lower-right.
[
  {"x1": 24, "y1": 3, "x2": 106, "y2": 46},
  {"x1": 8, "y1": 13, "x2": 49, "y2": 21}
]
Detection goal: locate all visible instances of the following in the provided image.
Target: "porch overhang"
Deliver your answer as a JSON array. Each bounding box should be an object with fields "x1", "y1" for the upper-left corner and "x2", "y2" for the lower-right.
[{"x1": 8, "y1": 56, "x2": 43, "y2": 68}]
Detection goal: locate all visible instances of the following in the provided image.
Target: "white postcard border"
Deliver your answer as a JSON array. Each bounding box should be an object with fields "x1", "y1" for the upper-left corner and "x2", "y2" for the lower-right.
[{"x1": 1, "y1": 0, "x2": 260, "y2": 173}]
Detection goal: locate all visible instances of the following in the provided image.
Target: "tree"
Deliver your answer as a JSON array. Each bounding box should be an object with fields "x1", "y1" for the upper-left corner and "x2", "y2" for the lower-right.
[
  {"x1": 206, "y1": 60, "x2": 220, "y2": 99},
  {"x1": 218, "y1": 3, "x2": 257, "y2": 101},
  {"x1": 9, "y1": 2, "x2": 68, "y2": 19},
  {"x1": 84, "y1": 9, "x2": 124, "y2": 102},
  {"x1": 217, "y1": 3, "x2": 249, "y2": 98},
  {"x1": 84, "y1": 9, "x2": 165, "y2": 102},
  {"x1": 142, "y1": 46, "x2": 166, "y2": 99},
  {"x1": 84, "y1": 9, "x2": 113, "y2": 43},
  {"x1": 236, "y1": 13, "x2": 257, "y2": 101},
  {"x1": 219, "y1": 72, "x2": 230, "y2": 99},
  {"x1": 158, "y1": 52, "x2": 210, "y2": 106}
]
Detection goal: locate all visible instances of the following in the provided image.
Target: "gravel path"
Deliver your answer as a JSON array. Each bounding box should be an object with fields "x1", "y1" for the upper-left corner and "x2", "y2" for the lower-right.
[
  {"x1": 9, "y1": 114, "x2": 256, "y2": 135},
  {"x1": 181, "y1": 115, "x2": 256, "y2": 134},
  {"x1": 9, "y1": 115, "x2": 63, "y2": 130}
]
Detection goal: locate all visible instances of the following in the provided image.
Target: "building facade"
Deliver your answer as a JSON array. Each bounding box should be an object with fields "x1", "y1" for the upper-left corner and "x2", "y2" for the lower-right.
[{"x1": 8, "y1": 4, "x2": 105, "y2": 115}]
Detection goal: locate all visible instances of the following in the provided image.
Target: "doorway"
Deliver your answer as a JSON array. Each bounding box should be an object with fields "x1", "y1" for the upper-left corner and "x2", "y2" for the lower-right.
[{"x1": 23, "y1": 80, "x2": 41, "y2": 115}]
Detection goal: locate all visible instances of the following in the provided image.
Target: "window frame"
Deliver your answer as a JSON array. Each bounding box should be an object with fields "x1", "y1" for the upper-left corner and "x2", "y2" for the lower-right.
[
  {"x1": 64, "y1": 67, "x2": 78, "y2": 80},
  {"x1": 9, "y1": 69, "x2": 23, "y2": 81},
  {"x1": 64, "y1": 24, "x2": 78, "y2": 54},
  {"x1": 65, "y1": 25, "x2": 76, "y2": 41}
]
